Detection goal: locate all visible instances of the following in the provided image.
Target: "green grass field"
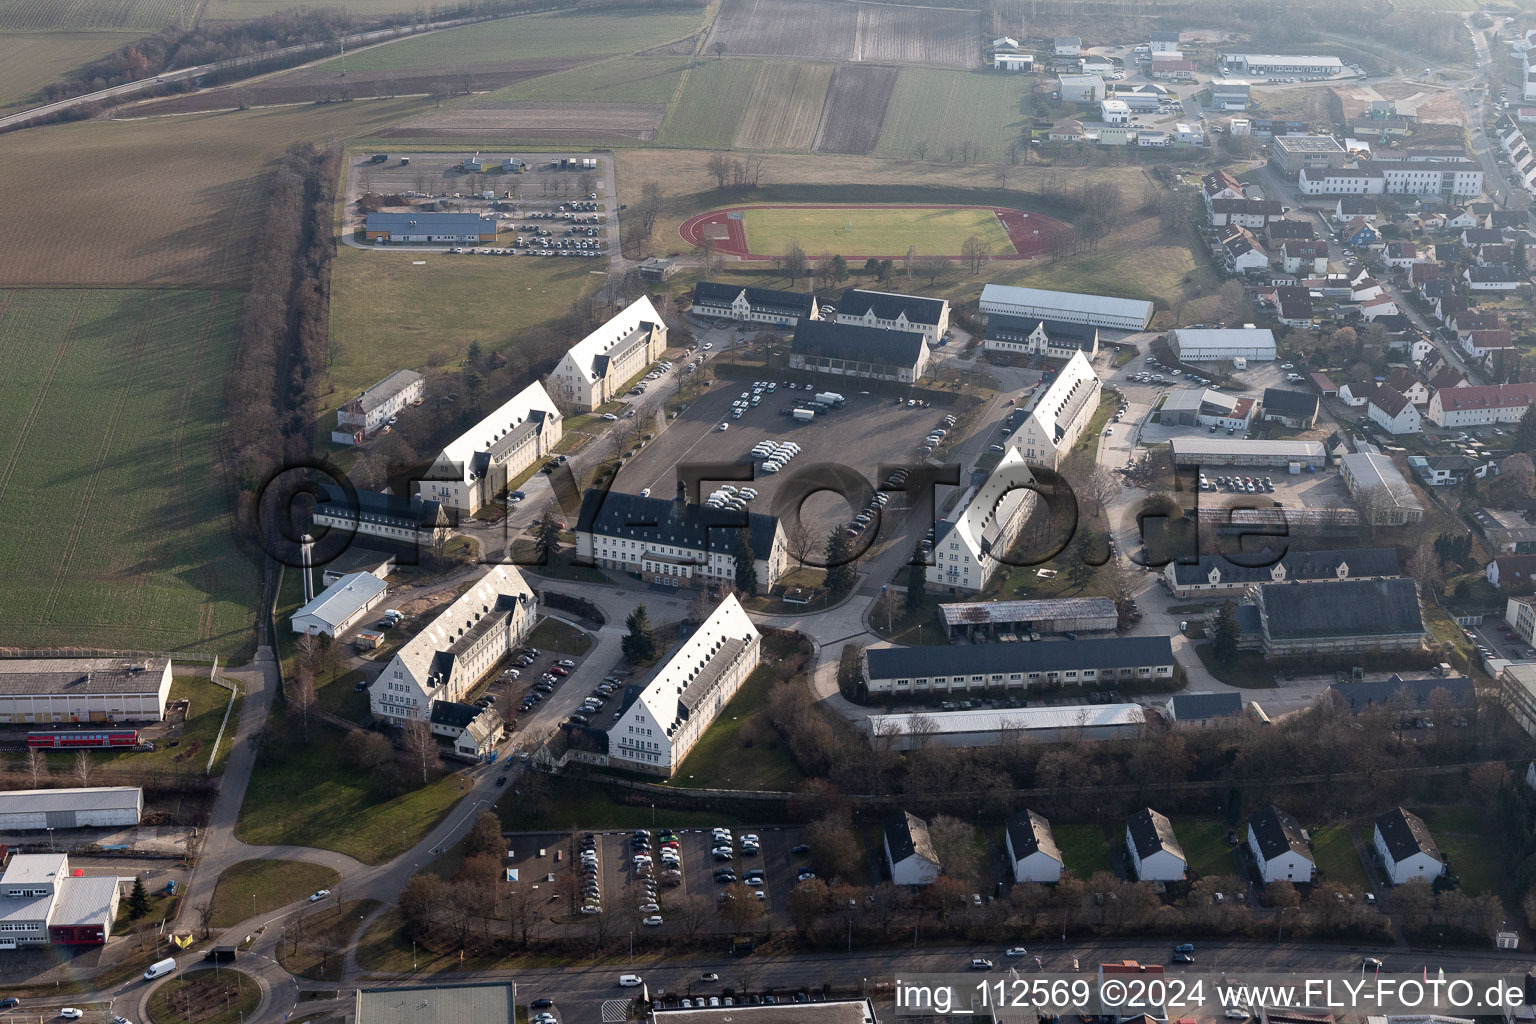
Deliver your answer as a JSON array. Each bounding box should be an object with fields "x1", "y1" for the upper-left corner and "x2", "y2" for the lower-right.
[
  {"x1": 1309, "y1": 825, "x2": 1368, "y2": 888},
  {"x1": 209, "y1": 859, "x2": 340, "y2": 927},
  {"x1": 1416, "y1": 805, "x2": 1500, "y2": 896},
  {"x1": 317, "y1": 9, "x2": 705, "y2": 71},
  {"x1": 1175, "y1": 818, "x2": 1238, "y2": 879},
  {"x1": 148, "y1": 971, "x2": 259, "y2": 1024},
  {"x1": 657, "y1": 59, "x2": 761, "y2": 149},
  {"x1": 326, "y1": 247, "x2": 596, "y2": 418},
  {"x1": 0, "y1": 290, "x2": 257, "y2": 655},
  {"x1": 1054, "y1": 823, "x2": 1113, "y2": 878},
  {"x1": 875, "y1": 68, "x2": 1031, "y2": 164},
  {"x1": 0, "y1": 31, "x2": 140, "y2": 114},
  {"x1": 236, "y1": 720, "x2": 469, "y2": 864},
  {"x1": 740, "y1": 205, "x2": 1014, "y2": 258},
  {"x1": 472, "y1": 56, "x2": 689, "y2": 106},
  {"x1": 0, "y1": 0, "x2": 180, "y2": 29}
]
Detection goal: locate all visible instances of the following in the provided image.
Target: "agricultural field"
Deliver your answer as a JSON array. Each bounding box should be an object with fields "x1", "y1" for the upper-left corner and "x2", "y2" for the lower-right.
[
  {"x1": 736, "y1": 204, "x2": 1016, "y2": 258},
  {"x1": 388, "y1": 102, "x2": 668, "y2": 140},
  {"x1": 0, "y1": 31, "x2": 140, "y2": 115},
  {"x1": 707, "y1": 0, "x2": 977, "y2": 68},
  {"x1": 853, "y1": 4, "x2": 978, "y2": 68},
  {"x1": 202, "y1": 0, "x2": 418, "y2": 16},
  {"x1": 472, "y1": 56, "x2": 688, "y2": 105},
  {"x1": 657, "y1": 59, "x2": 761, "y2": 149},
  {"x1": 316, "y1": 9, "x2": 706, "y2": 71},
  {"x1": 875, "y1": 68, "x2": 1031, "y2": 164},
  {"x1": 734, "y1": 61, "x2": 831, "y2": 150},
  {"x1": 0, "y1": 0, "x2": 181, "y2": 30},
  {"x1": 326, "y1": 247, "x2": 598, "y2": 416},
  {"x1": 1391, "y1": 0, "x2": 1478, "y2": 8},
  {"x1": 0, "y1": 98, "x2": 430, "y2": 288},
  {"x1": 0, "y1": 289, "x2": 256, "y2": 655},
  {"x1": 812, "y1": 65, "x2": 898, "y2": 154}
]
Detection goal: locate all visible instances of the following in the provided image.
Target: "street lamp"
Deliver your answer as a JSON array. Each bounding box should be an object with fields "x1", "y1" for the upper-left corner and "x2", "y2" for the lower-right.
[
  {"x1": 251, "y1": 893, "x2": 256, "y2": 918},
  {"x1": 45, "y1": 827, "x2": 54, "y2": 852}
]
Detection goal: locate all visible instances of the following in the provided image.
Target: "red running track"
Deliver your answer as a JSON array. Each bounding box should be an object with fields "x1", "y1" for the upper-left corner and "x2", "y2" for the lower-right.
[{"x1": 677, "y1": 203, "x2": 1072, "y2": 262}]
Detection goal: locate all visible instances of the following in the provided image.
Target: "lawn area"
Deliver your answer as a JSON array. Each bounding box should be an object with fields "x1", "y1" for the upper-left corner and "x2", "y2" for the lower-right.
[
  {"x1": 1309, "y1": 825, "x2": 1369, "y2": 889},
  {"x1": 209, "y1": 860, "x2": 340, "y2": 928},
  {"x1": 236, "y1": 721, "x2": 468, "y2": 864},
  {"x1": 473, "y1": 56, "x2": 689, "y2": 106},
  {"x1": 1416, "y1": 805, "x2": 1500, "y2": 896},
  {"x1": 1071, "y1": 390, "x2": 1117, "y2": 453},
  {"x1": 1193, "y1": 643, "x2": 1277, "y2": 688},
  {"x1": 325, "y1": 246, "x2": 597, "y2": 419},
  {"x1": 279, "y1": 899, "x2": 381, "y2": 980},
  {"x1": 740, "y1": 204, "x2": 1015, "y2": 259},
  {"x1": 1055, "y1": 823, "x2": 1113, "y2": 878},
  {"x1": 148, "y1": 970, "x2": 259, "y2": 1024},
  {"x1": 525, "y1": 616, "x2": 593, "y2": 655},
  {"x1": 874, "y1": 68, "x2": 1031, "y2": 164},
  {"x1": 0, "y1": 31, "x2": 141, "y2": 113},
  {"x1": 1175, "y1": 818, "x2": 1237, "y2": 879},
  {"x1": 318, "y1": 9, "x2": 705, "y2": 70},
  {"x1": 657, "y1": 59, "x2": 761, "y2": 149},
  {"x1": 316, "y1": 668, "x2": 373, "y2": 727},
  {"x1": 668, "y1": 635, "x2": 809, "y2": 791},
  {"x1": 0, "y1": 290, "x2": 257, "y2": 655},
  {"x1": 501, "y1": 774, "x2": 761, "y2": 831}
]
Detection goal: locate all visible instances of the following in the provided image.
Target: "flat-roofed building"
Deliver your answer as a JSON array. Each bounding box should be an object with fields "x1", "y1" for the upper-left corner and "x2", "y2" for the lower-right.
[
  {"x1": 861, "y1": 636, "x2": 1175, "y2": 695},
  {"x1": 0, "y1": 787, "x2": 142, "y2": 830},
  {"x1": 549, "y1": 296, "x2": 668, "y2": 411},
  {"x1": 650, "y1": 1000, "x2": 877, "y2": 1024},
  {"x1": 1500, "y1": 664, "x2": 1536, "y2": 739},
  {"x1": 938, "y1": 596, "x2": 1117, "y2": 638},
  {"x1": 1057, "y1": 73, "x2": 1105, "y2": 103},
  {"x1": 1171, "y1": 327, "x2": 1277, "y2": 362},
  {"x1": 1270, "y1": 134, "x2": 1347, "y2": 176},
  {"x1": 606, "y1": 594, "x2": 760, "y2": 776},
  {"x1": 363, "y1": 212, "x2": 497, "y2": 244},
  {"x1": 927, "y1": 448, "x2": 1039, "y2": 593},
  {"x1": 866, "y1": 703, "x2": 1147, "y2": 749},
  {"x1": 0, "y1": 657, "x2": 173, "y2": 724},
  {"x1": 1340, "y1": 452, "x2": 1424, "y2": 526},
  {"x1": 1221, "y1": 53, "x2": 1343, "y2": 76},
  {"x1": 0, "y1": 853, "x2": 120, "y2": 947},
  {"x1": 980, "y1": 283, "x2": 1153, "y2": 330},
  {"x1": 1014, "y1": 350, "x2": 1101, "y2": 470},
  {"x1": 1300, "y1": 166, "x2": 1385, "y2": 196},
  {"x1": 417, "y1": 380, "x2": 562, "y2": 515}
]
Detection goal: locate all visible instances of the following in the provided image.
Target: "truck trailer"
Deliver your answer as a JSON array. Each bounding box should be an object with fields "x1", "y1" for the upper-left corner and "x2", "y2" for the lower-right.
[
  {"x1": 814, "y1": 392, "x2": 845, "y2": 407},
  {"x1": 792, "y1": 408, "x2": 816, "y2": 422}
]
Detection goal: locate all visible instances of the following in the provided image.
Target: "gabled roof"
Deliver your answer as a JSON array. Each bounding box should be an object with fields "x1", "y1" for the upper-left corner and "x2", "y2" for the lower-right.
[
  {"x1": 1211, "y1": 197, "x2": 1282, "y2": 215},
  {"x1": 561, "y1": 295, "x2": 664, "y2": 382},
  {"x1": 1338, "y1": 197, "x2": 1377, "y2": 214},
  {"x1": 863, "y1": 636, "x2": 1175, "y2": 680},
  {"x1": 1202, "y1": 170, "x2": 1244, "y2": 198},
  {"x1": 1005, "y1": 810, "x2": 1063, "y2": 865},
  {"x1": 693, "y1": 281, "x2": 815, "y2": 318},
  {"x1": 345, "y1": 370, "x2": 424, "y2": 415},
  {"x1": 621, "y1": 594, "x2": 759, "y2": 743},
  {"x1": 1330, "y1": 674, "x2": 1473, "y2": 711},
  {"x1": 1257, "y1": 578, "x2": 1424, "y2": 640},
  {"x1": 434, "y1": 380, "x2": 559, "y2": 484},
  {"x1": 1428, "y1": 366, "x2": 1466, "y2": 390},
  {"x1": 293, "y1": 572, "x2": 388, "y2": 631},
  {"x1": 1468, "y1": 264, "x2": 1519, "y2": 283},
  {"x1": 1369, "y1": 383, "x2": 1414, "y2": 419},
  {"x1": 1280, "y1": 240, "x2": 1326, "y2": 257},
  {"x1": 317, "y1": 484, "x2": 451, "y2": 530},
  {"x1": 1462, "y1": 227, "x2": 1505, "y2": 245},
  {"x1": 837, "y1": 288, "x2": 947, "y2": 327},
  {"x1": 984, "y1": 315, "x2": 1097, "y2": 348},
  {"x1": 1435, "y1": 382, "x2": 1536, "y2": 412},
  {"x1": 1266, "y1": 221, "x2": 1314, "y2": 241},
  {"x1": 1261, "y1": 387, "x2": 1320, "y2": 419},
  {"x1": 1168, "y1": 691, "x2": 1244, "y2": 720},
  {"x1": 885, "y1": 811, "x2": 940, "y2": 866},
  {"x1": 1249, "y1": 805, "x2": 1311, "y2": 863},
  {"x1": 576, "y1": 489, "x2": 781, "y2": 562},
  {"x1": 1374, "y1": 807, "x2": 1441, "y2": 864},
  {"x1": 1170, "y1": 546, "x2": 1399, "y2": 586},
  {"x1": 1468, "y1": 328, "x2": 1515, "y2": 349},
  {"x1": 792, "y1": 319, "x2": 926, "y2": 366},
  {"x1": 1126, "y1": 808, "x2": 1185, "y2": 862},
  {"x1": 387, "y1": 565, "x2": 534, "y2": 693},
  {"x1": 429, "y1": 700, "x2": 485, "y2": 730}
]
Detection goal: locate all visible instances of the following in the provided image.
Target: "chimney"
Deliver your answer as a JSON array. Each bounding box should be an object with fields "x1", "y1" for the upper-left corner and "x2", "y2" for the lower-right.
[
  {"x1": 300, "y1": 534, "x2": 315, "y2": 603},
  {"x1": 675, "y1": 481, "x2": 687, "y2": 507}
]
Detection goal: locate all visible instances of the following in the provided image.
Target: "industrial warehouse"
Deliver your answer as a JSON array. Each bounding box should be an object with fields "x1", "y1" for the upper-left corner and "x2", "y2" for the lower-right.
[
  {"x1": 0, "y1": 787, "x2": 143, "y2": 830},
  {"x1": 1169, "y1": 437, "x2": 1329, "y2": 468},
  {"x1": 866, "y1": 703, "x2": 1147, "y2": 749},
  {"x1": 937, "y1": 597, "x2": 1118, "y2": 639},
  {"x1": 0, "y1": 658, "x2": 174, "y2": 724},
  {"x1": 978, "y1": 284, "x2": 1155, "y2": 331},
  {"x1": 861, "y1": 636, "x2": 1176, "y2": 694}
]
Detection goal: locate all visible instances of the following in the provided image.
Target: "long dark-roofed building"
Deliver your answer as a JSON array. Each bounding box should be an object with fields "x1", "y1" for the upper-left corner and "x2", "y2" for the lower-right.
[
  {"x1": 1328, "y1": 673, "x2": 1473, "y2": 713},
  {"x1": 576, "y1": 487, "x2": 787, "y2": 593},
  {"x1": 835, "y1": 288, "x2": 951, "y2": 345},
  {"x1": 1261, "y1": 387, "x2": 1320, "y2": 429},
  {"x1": 312, "y1": 484, "x2": 453, "y2": 550},
  {"x1": 982, "y1": 314, "x2": 1100, "y2": 362},
  {"x1": 1163, "y1": 546, "x2": 1400, "y2": 598},
  {"x1": 1253, "y1": 577, "x2": 1425, "y2": 656},
  {"x1": 0, "y1": 657, "x2": 174, "y2": 723},
  {"x1": 691, "y1": 282, "x2": 818, "y2": 326},
  {"x1": 861, "y1": 636, "x2": 1174, "y2": 694},
  {"x1": 789, "y1": 320, "x2": 929, "y2": 383}
]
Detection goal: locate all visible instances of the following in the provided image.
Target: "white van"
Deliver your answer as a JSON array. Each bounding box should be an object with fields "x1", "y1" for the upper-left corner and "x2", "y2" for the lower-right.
[
  {"x1": 144, "y1": 957, "x2": 177, "y2": 980},
  {"x1": 619, "y1": 974, "x2": 643, "y2": 988}
]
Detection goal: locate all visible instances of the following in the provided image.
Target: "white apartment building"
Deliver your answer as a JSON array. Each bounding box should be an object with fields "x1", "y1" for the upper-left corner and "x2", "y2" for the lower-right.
[
  {"x1": 1014, "y1": 350, "x2": 1100, "y2": 470},
  {"x1": 332, "y1": 369, "x2": 424, "y2": 445},
  {"x1": 1248, "y1": 805, "x2": 1315, "y2": 884},
  {"x1": 417, "y1": 380, "x2": 562, "y2": 515},
  {"x1": 1427, "y1": 383, "x2": 1536, "y2": 427},
  {"x1": 927, "y1": 447, "x2": 1039, "y2": 593},
  {"x1": 834, "y1": 288, "x2": 950, "y2": 346},
  {"x1": 548, "y1": 295, "x2": 668, "y2": 410},
  {"x1": 369, "y1": 565, "x2": 536, "y2": 726},
  {"x1": 606, "y1": 594, "x2": 760, "y2": 776},
  {"x1": 982, "y1": 315, "x2": 1099, "y2": 361}
]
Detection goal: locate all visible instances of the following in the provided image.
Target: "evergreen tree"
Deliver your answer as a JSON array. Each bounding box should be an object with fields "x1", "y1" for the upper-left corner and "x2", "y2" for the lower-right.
[
  {"x1": 1211, "y1": 601, "x2": 1241, "y2": 668},
  {"x1": 1514, "y1": 240, "x2": 1528, "y2": 276},
  {"x1": 622, "y1": 604, "x2": 657, "y2": 662},
  {"x1": 905, "y1": 560, "x2": 927, "y2": 613},
  {"x1": 126, "y1": 876, "x2": 151, "y2": 922},
  {"x1": 830, "y1": 254, "x2": 848, "y2": 283},
  {"x1": 535, "y1": 509, "x2": 560, "y2": 565},
  {"x1": 732, "y1": 528, "x2": 758, "y2": 594},
  {"x1": 1516, "y1": 405, "x2": 1536, "y2": 457},
  {"x1": 824, "y1": 528, "x2": 855, "y2": 594},
  {"x1": 863, "y1": 257, "x2": 881, "y2": 278}
]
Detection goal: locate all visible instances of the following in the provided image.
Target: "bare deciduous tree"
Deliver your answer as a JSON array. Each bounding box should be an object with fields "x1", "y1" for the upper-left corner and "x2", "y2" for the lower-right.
[
  {"x1": 26, "y1": 748, "x2": 46, "y2": 788},
  {"x1": 401, "y1": 719, "x2": 439, "y2": 785},
  {"x1": 961, "y1": 235, "x2": 993, "y2": 274},
  {"x1": 74, "y1": 750, "x2": 93, "y2": 788}
]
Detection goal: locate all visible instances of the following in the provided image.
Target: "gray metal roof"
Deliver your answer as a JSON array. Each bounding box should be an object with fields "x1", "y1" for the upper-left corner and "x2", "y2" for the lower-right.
[
  {"x1": 869, "y1": 703, "x2": 1145, "y2": 735},
  {"x1": 1261, "y1": 387, "x2": 1320, "y2": 420},
  {"x1": 654, "y1": 1001, "x2": 877, "y2": 1024},
  {"x1": 293, "y1": 572, "x2": 388, "y2": 631},
  {"x1": 980, "y1": 284, "x2": 1153, "y2": 325},
  {"x1": 356, "y1": 984, "x2": 518, "y2": 1024},
  {"x1": 50, "y1": 875, "x2": 119, "y2": 928},
  {"x1": 864, "y1": 636, "x2": 1174, "y2": 680},
  {"x1": 938, "y1": 597, "x2": 1116, "y2": 628},
  {"x1": 0, "y1": 658, "x2": 170, "y2": 697},
  {"x1": 0, "y1": 787, "x2": 142, "y2": 816},
  {"x1": 348, "y1": 369, "x2": 423, "y2": 414},
  {"x1": 1, "y1": 853, "x2": 66, "y2": 887},
  {"x1": 1170, "y1": 437, "x2": 1326, "y2": 461},
  {"x1": 365, "y1": 212, "x2": 495, "y2": 235}
]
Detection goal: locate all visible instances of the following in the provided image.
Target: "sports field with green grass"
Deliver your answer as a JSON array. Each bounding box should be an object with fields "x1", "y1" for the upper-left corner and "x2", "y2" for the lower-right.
[
  {"x1": 317, "y1": 9, "x2": 705, "y2": 71},
  {"x1": 740, "y1": 205, "x2": 1013, "y2": 257},
  {"x1": 0, "y1": 289, "x2": 256, "y2": 655}
]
